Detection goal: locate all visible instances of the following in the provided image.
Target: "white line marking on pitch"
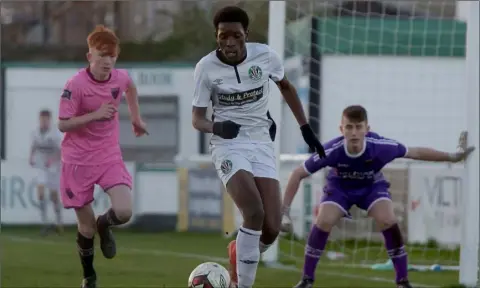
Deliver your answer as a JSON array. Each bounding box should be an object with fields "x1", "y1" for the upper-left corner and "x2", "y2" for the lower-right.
[{"x1": 4, "y1": 235, "x2": 437, "y2": 288}]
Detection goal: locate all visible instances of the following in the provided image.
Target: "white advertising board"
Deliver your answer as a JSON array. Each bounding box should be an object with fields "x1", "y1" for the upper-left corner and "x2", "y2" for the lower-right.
[{"x1": 407, "y1": 164, "x2": 464, "y2": 246}]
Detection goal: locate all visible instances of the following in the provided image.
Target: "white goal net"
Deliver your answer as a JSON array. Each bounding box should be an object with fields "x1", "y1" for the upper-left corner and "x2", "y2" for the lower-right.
[{"x1": 275, "y1": 1, "x2": 478, "y2": 287}]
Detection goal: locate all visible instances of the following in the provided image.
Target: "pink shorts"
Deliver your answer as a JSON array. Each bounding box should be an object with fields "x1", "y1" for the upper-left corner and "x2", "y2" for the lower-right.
[{"x1": 60, "y1": 161, "x2": 132, "y2": 209}]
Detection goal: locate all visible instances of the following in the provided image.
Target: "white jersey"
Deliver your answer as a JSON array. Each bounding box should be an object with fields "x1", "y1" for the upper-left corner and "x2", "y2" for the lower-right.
[
  {"x1": 192, "y1": 42, "x2": 285, "y2": 145},
  {"x1": 31, "y1": 128, "x2": 62, "y2": 169}
]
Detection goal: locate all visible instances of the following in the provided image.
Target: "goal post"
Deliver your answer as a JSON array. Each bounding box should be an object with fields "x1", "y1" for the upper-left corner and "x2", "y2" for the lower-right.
[
  {"x1": 460, "y1": 1, "x2": 479, "y2": 286},
  {"x1": 262, "y1": 0, "x2": 286, "y2": 265}
]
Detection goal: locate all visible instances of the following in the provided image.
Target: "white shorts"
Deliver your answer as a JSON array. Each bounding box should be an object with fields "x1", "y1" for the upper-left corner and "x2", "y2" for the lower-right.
[
  {"x1": 211, "y1": 142, "x2": 278, "y2": 185},
  {"x1": 34, "y1": 167, "x2": 60, "y2": 191}
]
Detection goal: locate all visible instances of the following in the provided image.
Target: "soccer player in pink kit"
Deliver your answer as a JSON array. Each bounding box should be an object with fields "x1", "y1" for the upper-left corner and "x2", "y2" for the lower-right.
[{"x1": 58, "y1": 25, "x2": 147, "y2": 288}]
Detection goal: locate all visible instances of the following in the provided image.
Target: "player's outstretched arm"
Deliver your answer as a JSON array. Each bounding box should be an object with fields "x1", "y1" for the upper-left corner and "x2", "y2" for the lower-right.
[
  {"x1": 283, "y1": 166, "x2": 310, "y2": 212},
  {"x1": 125, "y1": 81, "x2": 141, "y2": 122},
  {"x1": 281, "y1": 153, "x2": 329, "y2": 232},
  {"x1": 276, "y1": 78, "x2": 325, "y2": 157},
  {"x1": 276, "y1": 78, "x2": 308, "y2": 127},
  {"x1": 268, "y1": 47, "x2": 325, "y2": 157},
  {"x1": 281, "y1": 165, "x2": 311, "y2": 233},
  {"x1": 403, "y1": 131, "x2": 475, "y2": 163},
  {"x1": 125, "y1": 81, "x2": 148, "y2": 136}
]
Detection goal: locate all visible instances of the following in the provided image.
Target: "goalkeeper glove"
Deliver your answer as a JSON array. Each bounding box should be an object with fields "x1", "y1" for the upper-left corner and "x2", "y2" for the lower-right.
[
  {"x1": 280, "y1": 206, "x2": 293, "y2": 233},
  {"x1": 213, "y1": 120, "x2": 241, "y2": 139},
  {"x1": 449, "y1": 131, "x2": 475, "y2": 162},
  {"x1": 301, "y1": 124, "x2": 326, "y2": 158}
]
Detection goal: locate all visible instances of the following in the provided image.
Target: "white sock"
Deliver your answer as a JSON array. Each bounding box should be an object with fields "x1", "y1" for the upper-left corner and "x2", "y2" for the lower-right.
[
  {"x1": 259, "y1": 241, "x2": 271, "y2": 253},
  {"x1": 236, "y1": 226, "x2": 261, "y2": 288}
]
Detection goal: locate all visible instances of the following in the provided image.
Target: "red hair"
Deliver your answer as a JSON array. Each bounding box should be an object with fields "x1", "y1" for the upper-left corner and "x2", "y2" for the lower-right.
[{"x1": 87, "y1": 25, "x2": 120, "y2": 56}]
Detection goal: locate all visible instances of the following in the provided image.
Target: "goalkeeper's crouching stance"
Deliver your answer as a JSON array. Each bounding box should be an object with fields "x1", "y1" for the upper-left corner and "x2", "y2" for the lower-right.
[{"x1": 280, "y1": 105, "x2": 475, "y2": 288}]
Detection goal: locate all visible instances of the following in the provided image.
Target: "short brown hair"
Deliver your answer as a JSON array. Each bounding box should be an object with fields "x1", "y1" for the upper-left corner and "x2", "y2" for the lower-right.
[
  {"x1": 342, "y1": 105, "x2": 368, "y2": 122},
  {"x1": 39, "y1": 109, "x2": 51, "y2": 117}
]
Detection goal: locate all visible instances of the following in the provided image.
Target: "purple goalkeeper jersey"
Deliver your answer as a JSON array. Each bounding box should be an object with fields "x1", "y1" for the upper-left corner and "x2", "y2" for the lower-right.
[{"x1": 303, "y1": 132, "x2": 407, "y2": 192}]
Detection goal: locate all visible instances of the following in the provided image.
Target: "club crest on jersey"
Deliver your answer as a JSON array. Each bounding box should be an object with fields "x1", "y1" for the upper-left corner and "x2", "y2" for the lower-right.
[
  {"x1": 111, "y1": 87, "x2": 120, "y2": 99},
  {"x1": 221, "y1": 159, "x2": 232, "y2": 175},
  {"x1": 248, "y1": 65, "x2": 262, "y2": 82}
]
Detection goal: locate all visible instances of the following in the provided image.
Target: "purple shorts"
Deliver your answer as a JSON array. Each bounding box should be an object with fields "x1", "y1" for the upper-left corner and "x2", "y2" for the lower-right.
[
  {"x1": 60, "y1": 161, "x2": 132, "y2": 209},
  {"x1": 320, "y1": 181, "x2": 391, "y2": 217}
]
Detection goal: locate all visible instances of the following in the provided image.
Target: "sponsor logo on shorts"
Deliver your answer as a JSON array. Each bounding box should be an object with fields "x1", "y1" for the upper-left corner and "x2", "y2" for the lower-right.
[
  {"x1": 248, "y1": 65, "x2": 263, "y2": 82},
  {"x1": 65, "y1": 189, "x2": 75, "y2": 199},
  {"x1": 217, "y1": 86, "x2": 263, "y2": 106},
  {"x1": 220, "y1": 159, "x2": 232, "y2": 175}
]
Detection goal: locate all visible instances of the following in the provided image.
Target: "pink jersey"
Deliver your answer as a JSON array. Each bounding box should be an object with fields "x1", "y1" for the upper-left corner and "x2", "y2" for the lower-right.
[{"x1": 59, "y1": 68, "x2": 132, "y2": 165}]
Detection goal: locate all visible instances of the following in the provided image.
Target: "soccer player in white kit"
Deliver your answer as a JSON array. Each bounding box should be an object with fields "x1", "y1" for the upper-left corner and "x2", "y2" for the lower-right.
[
  {"x1": 191, "y1": 6, "x2": 326, "y2": 288},
  {"x1": 29, "y1": 109, "x2": 63, "y2": 235}
]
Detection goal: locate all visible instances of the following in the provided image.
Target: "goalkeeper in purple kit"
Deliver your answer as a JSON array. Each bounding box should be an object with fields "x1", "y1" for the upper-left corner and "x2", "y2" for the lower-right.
[{"x1": 281, "y1": 105, "x2": 474, "y2": 288}]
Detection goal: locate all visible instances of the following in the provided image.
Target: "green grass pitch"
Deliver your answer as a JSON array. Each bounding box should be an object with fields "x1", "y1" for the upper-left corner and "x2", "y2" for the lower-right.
[{"x1": 1, "y1": 227, "x2": 458, "y2": 287}]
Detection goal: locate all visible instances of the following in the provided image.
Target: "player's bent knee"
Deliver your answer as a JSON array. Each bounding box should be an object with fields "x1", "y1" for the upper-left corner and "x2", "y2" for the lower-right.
[
  {"x1": 377, "y1": 218, "x2": 397, "y2": 231},
  {"x1": 242, "y1": 206, "x2": 264, "y2": 228},
  {"x1": 261, "y1": 226, "x2": 279, "y2": 245},
  {"x1": 315, "y1": 217, "x2": 336, "y2": 232},
  {"x1": 112, "y1": 208, "x2": 132, "y2": 224},
  {"x1": 261, "y1": 212, "x2": 281, "y2": 242},
  {"x1": 314, "y1": 210, "x2": 339, "y2": 232},
  {"x1": 314, "y1": 202, "x2": 345, "y2": 232}
]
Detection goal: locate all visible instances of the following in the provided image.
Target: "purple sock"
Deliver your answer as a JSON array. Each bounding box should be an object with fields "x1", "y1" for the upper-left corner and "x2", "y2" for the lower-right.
[
  {"x1": 382, "y1": 224, "x2": 408, "y2": 283},
  {"x1": 303, "y1": 226, "x2": 330, "y2": 280}
]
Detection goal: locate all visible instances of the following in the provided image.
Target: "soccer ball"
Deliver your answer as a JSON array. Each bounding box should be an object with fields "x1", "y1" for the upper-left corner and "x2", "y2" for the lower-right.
[{"x1": 188, "y1": 262, "x2": 230, "y2": 288}]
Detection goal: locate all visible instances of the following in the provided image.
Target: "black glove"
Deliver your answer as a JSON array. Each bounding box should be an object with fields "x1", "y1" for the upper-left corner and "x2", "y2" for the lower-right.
[
  {"x1": 213, "y1": 120, "x2": 241, "y2": 139},
  {"x1": 300, "y1": 124, "x2": 326, "y2": 158}
]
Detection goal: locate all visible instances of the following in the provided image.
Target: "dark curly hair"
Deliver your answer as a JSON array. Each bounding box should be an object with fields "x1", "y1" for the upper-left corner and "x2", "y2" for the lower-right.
[{"x1": 213, "y1": 6, "x2": 249, "y2": 31}]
